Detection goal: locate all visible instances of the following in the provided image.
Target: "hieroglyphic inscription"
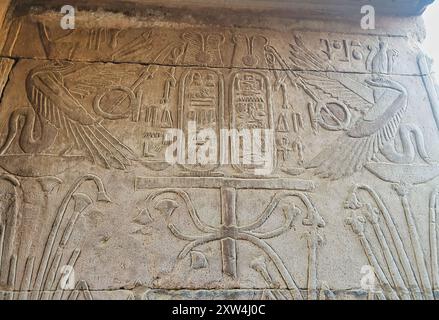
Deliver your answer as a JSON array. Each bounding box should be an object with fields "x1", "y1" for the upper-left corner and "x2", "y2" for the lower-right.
[{"x1": 0, "y1": 5, "x2": 438, "y2": 300}]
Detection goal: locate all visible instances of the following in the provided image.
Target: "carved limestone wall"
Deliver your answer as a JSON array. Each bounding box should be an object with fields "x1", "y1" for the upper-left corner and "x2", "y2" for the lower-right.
[{"x1": 0, "y1": 0, "x2": 438, "y2": 300}]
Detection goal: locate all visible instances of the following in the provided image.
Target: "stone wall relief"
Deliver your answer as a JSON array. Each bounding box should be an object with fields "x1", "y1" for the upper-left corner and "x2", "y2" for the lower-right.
[
  {"x1": 181, "y1": 32, "x2": 225, "y2": 67},
  {"x1": 3, "y1": 14, "x2": 422, "y2": 74},
  {"x1": 0, "y1": 174, "x2": 22, "y2": 298},
  {"x1": 3, "y1": 22, "x2": 431, "y2": 180},
  {"x1": 320, "y1": 38, "x2": 366, "y2": 65},
  {"x1": 345, "y1": 183, "x2": 439, "y2": 300},
  {"x1": 38, "y1": 22, "x2": 123, "y2": 60},
  {"x1": 0, "y1": 31, "x2": 303, "y2": 178},
  {"x1": 0, "y1": 61, "x2": 137, "y2": 177},
  {"x1": 232, "y1": 34, "x2": 269, "y2": 68},
  {"x1": 283, "y1": 36, "x2": 439, "y2": 184},
  {"x1": 339, "y1": 51, "x2": 439, "y2": 300},
  {"x1": 1, "y1": 16, "x2": 439, "y2": 300},
  {"x1": 0, "y1": 173, "x2": 113, "y2": 300},
  {"x1": 0, "y1": 58, "x2": 14, "y2": 98},
  {"x1": 178, "y1": 68, "x2": 224, "y2": 174},
  {"x1": 132, "y1": 177, "x2": 332, "y2": 300},
  {"x1": 229, "y1": 70, "x2": 275, "y2": 175},
  {"x1": 0, "y1": 36, "x2": 187, "y2": 176}
]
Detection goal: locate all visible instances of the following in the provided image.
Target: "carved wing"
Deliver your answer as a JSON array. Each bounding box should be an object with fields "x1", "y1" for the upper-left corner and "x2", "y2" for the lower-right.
[
  {"x1": 307, "y1": 79, "x2": 408, "y2": 179},
  {"x1": 26, "y1": 63, "x2": 135, "y2": 170},
  {"x1": 182, "y1": 32, "x2": 204, "y2": 62},
  {"x1": 289, "y1": 35, "x2": 374, "y2": 113},
  {"x1": 64, "y1": 65, "x2": 124, "y2": 98}
]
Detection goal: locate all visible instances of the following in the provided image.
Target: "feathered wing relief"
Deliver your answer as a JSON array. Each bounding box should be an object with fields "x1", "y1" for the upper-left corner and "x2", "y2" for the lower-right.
[
  {"x1": 0, "y1": 61, "x2": 136, "y2": 171},
  {"x1": 289, "y1": 35, "x2": 375, "y2": 113},
  {"x1": 2, "y1": 9, "x2": 439, "y2": 300},
  {"x1": 287, "y1": 35, "x2": 410, "y2": 180},
  {"x1": 26, "y1": 62, "x2": 136, "y2": 170},
  {"x1": 0, "y1": 33, "x2": 423, "y2": 183},
  {"x1": 307, "y1": 78, "x2": 408, "y2": 180}
]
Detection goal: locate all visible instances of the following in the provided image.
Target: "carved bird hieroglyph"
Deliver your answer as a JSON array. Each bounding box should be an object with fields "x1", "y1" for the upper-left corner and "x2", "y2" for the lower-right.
[
  {"x1": 288, "y1": 36, "x2": 409, "y2": 180},
  {"x1": 307, "y1": 78, "x2": 408, "y2": 180},
  {"x1": 0, "y1": 61, "x2": 135, "y2": 170}
]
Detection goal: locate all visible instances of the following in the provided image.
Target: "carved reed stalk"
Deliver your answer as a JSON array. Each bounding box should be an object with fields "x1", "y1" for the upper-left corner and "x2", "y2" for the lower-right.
[
  {"x1": 346, "y1": 215, "x2": 399, "y2": 300},
  {"x1": 238, "y1": 233, "x2": 303, "y2": 300},
  {"x1": 304, "y1": 229, "x2": 322, "y2": 300},
  {"x1": 68, "y1": 280, "x2": 92, "y2": 300},
  {"x1": 354, "y1": 185, "x2": 422, "y2": 299},
  {"x1": 243, "y1": 191, "x2": 325, "y2": 300},
  {"x1": 429, "y1": 188, "x2": 439, "y2": 296},
  {"x1": 36, "y1": 177, "x2": 62, "y2": 254},
  {"x1": 0, "y1": 223, "x2": 4, "y2": 280},
  {"x1": 250, "y1": 256, "x2": 286, "y2": 300},
  {"x1": 51, "y1": 248, "x2": 81, "y2": 300},
  {"x1": 318, "y1": 282, "x2": 336, "y2": 300},
  {"x1": 60, "y1": 194, "x2": 92, "y2": 248},
  {"x1": 364, "y1": 204, "x2": 410, "y2": 299},
  {"x1": 0, "y1": 175, "x2": 21, "y2": 288},
  {"x1": 32, "y1": 174, "x2": 110, "y2": 299},
  {"x1": 40, "y1": 248, "x2": 63, "y2": 299},
  {"x1": 393, "y1": 183, "x2": 433, "y2": 299},
  {"x1": 4, "y1": 254, "x2": 17, "y2": 300},
  {"x1": 18, "y1": 256, "x2": 35, "y2": 300}
]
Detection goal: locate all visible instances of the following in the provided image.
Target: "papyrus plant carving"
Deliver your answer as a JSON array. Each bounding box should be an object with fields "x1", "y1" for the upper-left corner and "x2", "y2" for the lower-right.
[{"x1": 345, "y1": 184, "x2": 439, "y2": 300}]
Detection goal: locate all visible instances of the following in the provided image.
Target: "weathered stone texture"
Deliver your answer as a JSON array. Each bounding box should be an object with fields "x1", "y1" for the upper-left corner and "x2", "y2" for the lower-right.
[{"x1": 0, "y1": 0, "x2": 438, "y2": 300}]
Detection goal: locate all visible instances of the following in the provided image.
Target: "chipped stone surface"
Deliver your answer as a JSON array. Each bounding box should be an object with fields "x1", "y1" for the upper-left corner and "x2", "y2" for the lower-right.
[{"x1": 0, "y1": 1, "x2": 438, "y2": 300}]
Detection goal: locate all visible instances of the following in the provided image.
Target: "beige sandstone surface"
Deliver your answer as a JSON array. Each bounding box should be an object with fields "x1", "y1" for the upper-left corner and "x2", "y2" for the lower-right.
[{"x1": 0, "y1": 0, "x2": 438, "y2": 300}]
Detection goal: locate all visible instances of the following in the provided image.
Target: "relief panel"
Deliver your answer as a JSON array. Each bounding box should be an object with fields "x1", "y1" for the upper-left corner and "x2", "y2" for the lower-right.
[
  {"x1": 2, "y1": 12, "x2": 426, "y2": 76},
  {"x1": 0, "y1": 7, "x2": 439, "y2": 300}
]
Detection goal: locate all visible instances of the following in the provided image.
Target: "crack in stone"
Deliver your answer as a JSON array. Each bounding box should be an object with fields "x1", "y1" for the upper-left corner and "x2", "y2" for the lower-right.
[{"x1": 0, "y1": 55, "x2": 433, "y2": 78}]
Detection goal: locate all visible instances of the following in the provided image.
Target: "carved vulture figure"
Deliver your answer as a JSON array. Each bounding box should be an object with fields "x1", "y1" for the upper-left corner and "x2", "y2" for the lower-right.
[
  {"x1": 289, "y1": 36, "x2": 409, "y2": 180},
  {"x1": 307, "y1": 78, "x2": 408, "y2": 179},
  {"x1": 0, "y1": 61, "x2": 135, "y2": 170}
]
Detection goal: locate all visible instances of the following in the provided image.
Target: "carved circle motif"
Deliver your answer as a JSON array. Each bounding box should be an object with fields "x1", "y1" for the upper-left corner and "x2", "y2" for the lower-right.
[
  {"x1": 93, "y1": 85, "x2": 136, "y2": 120},
  {"x1": 352, "y1": 50, "x2": 363, "y2": 60},
  {"x1": 317, "y1": 100, "x2": 351, "y2": 131}
]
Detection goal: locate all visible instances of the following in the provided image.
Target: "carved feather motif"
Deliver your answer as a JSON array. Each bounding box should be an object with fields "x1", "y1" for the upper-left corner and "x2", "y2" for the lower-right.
[
  {"x1": 288, "y1": 36, "x2": 409, "y2": 179},
  {"x1": 26, "y1": 62, "x2": 135, "y2": 170},
  {"x1": 307, "y1": 79, "x2": 408, "y2": 180},
  {"x1": 289, "y1": 35, "x2": 373, "y2": 113}
]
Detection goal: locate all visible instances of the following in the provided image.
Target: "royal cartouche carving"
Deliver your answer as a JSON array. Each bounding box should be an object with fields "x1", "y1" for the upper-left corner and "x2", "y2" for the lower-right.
[{"x1": 0, "y1": 2, "x2": 438, "y2": 300}]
